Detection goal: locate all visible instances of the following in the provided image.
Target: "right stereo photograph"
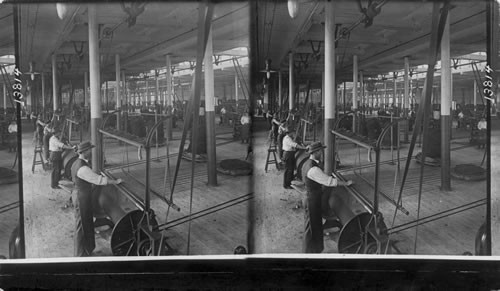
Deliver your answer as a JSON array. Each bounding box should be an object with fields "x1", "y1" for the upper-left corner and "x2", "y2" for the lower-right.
[{"x1": 250, "y1": 0, "x2": 497, "y2": 255}]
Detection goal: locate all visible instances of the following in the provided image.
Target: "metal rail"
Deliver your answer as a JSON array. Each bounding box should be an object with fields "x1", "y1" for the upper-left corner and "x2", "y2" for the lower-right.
[
  {"x1": 388, "y1": 199, "x2": 486, "y2": 234},
  {"x1": 120, "y1": 167, "x2": 180, "y2": 211},
  {"x1": 333, "y1": 172, "x2": 374, "y2": 214},
  {"x1": 99, "y1": 129, "x2": 144, "y2": 148},
  {"x1": 331, "y1": 129, "x2": 375, "y2": 150},
  {"x1": 353, "y1": 171, "x2": 410, "y2": 215},
  {"x1": 101, "y1": 170, "x2": 145, "y2": 211},
  {"x1": 155, "y1": 193, "x2": 253, "y2": 231}
]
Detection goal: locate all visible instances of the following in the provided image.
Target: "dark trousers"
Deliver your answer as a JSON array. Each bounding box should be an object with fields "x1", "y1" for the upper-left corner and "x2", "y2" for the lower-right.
[
  {"x1": 50, "y1": 151, "x2": 62, "y2": 188},
  {"x1": 283, "y1": 151, "x2": 295, "y2": 187},
  {"x1": 73, "y1": 187, "x2": 96, "y2": 257},
  {"x1": 303, "y1": 193, "x2": 324, "y2": 253},
  {"x1": 43, "y1": 134, "x2": 52, "y2": 160},
  {"x1": 278, "y1": 133, "x2": 285, "y2": 159},
  {"x1": 8, "y1": 133, "x2": 16, "y2": 152}
]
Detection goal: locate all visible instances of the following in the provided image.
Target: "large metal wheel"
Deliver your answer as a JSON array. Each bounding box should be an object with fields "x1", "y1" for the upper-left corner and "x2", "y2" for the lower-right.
[
  {"x1": 337, "y1": 212, "x2": 387, "y2": 254},
  {"x1": 110, "y1": 210, "x2": 158, "y2": 256}
]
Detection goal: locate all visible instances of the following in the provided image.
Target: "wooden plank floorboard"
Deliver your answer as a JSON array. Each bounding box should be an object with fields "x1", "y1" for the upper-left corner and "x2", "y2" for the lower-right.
[
  {"x1": 336, "y1": 145, "x2": 486, "y2": 255},
  {"x1": 104, "y1": 145, "x2": 251, "y2": 255}
]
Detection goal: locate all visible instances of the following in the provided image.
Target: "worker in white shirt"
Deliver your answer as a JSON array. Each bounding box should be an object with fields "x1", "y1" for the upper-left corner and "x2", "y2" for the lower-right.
[
  {"x1": 49, "y1": 129, "x2": 74, "y2": 189},
  {"x1": 240, "y1": 112, "x2": 251, "y2": 143},
  {"x1": 220, "y1": 106, "x2": 227, "y2": 125},
  {"x1": 282, "y1": 127, "x2": 306, "y2": 189},
  {"x1": 35, "y1": 114, "x2": 47, "y2": 146},
  {"x1": 301, "y1": 141, "x2": 353, "y2": 253},
  {"x1": 477, "y1": 117, "x2": 487, "y2": 130},
  {"x1": 7, "y1": 119, "x2": 17, "y2": 152},
  {"x1": 71, "y1": 141, "x2": 122, "y2": 256},
  {"x1": 458, "y1": 110, "x2": 464, "y2": 128},
  {"x1": 43, "y1": 122, "x2": 55, "y2": 161},
  {"x1": 477, "y1": 116, "x2": 487, "y2": 149}
]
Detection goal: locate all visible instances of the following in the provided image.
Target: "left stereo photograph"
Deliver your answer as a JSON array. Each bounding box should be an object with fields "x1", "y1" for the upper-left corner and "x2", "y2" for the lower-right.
[
  {"x1": 0, "y1": 5, "x2": 20, "y2": 259},
  {"x1": 12, "y1": 2, "x2": 252, "y2": 258}
]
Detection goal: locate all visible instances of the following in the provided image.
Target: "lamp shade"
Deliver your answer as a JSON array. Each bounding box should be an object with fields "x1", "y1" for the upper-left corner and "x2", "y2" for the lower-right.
[
  {"x1": 56, "y1": 3, "x2": 69, "y2": 20},
  {"x1": 288, "y1": 0, "x2": 299, "y2": 19}
]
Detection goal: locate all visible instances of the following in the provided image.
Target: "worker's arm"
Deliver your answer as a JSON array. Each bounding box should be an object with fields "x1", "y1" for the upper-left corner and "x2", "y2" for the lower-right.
[
  {"x1": 37, "y1": 119, "x2": 46, "y2": 127},
  {"x1": 307, "y1": 166, "x2": 353, "y2": 187},
  {"x1": 77, "y1": 166, "x2": 122, "y2": 185}
]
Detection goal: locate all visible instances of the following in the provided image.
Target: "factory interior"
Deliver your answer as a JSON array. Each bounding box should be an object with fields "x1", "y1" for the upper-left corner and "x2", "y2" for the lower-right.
[
  {"x1": 2, "y1": 2, "x2": 251, "y2": 258},
  {"x1": 251, "y1": 0, "x2": 497, "y2": 255},
  {"x1": 0, "y1": 0, "x2": 499, "y2": 260}
]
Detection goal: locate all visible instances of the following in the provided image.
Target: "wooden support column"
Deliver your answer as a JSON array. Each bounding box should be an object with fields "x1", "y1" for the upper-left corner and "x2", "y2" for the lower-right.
[
  {"x1": 155, "y1": 71, "x2": 159, "y2": 105},
  {"x1": 393, "y1": 75, "x2": 397, "y2": 108},
  {"x1": 205, "y1": 25, "x2": 217, "y2": 186},
  {"x1": 383, "y1": 81, "x2": 387, "y2": 108},
  {"x1": 52, "y1": 54, "x2": 58, "y2": 112},
  {"x1": 88, "y1": 4, "x2": 102, "y2": 171},
  {"x1": 278, "y1": 70, "x2": 282, "y2": 109},
  {"x1": 146, "y1": 79, "x2": 149, "y2": 105},
  {"x1": 122, "y1": 71, "x2": 128, "y2": 132},
  {"x1": 84, "y1": 71, "x2": 88, "y2": 107},
  {"x1": 343, "y1": 82, "x2": 346, "y2": 113},
  {"x1": 360, "y1": 71, "x2": 364, "y2": 113},
  {"x1": 353, "y1": 55, "x2": 358, "y2": 132},
  {"x1": 3, "y1": 83, "x2": 6, "y2": 115},
  {"x1": 440, "y1": 14, "x2": 451, "y2": 191},
  {"x1": 166, "y1": 54, "x2": 172, "y2": 107},
  {"x1": 321, "y1": 71, "x2": 325, "y2": 108},
  {"x1": 324, "y1": 0, "x2": 335, "y2": 174},
  {"x1": 289, "y1": 51, "x2": 294, "y2": 111},
  {"x1": 41, "y1": 72, "x2": 46, "y2": 115},
  {"x1": 105, "y1": 81, "x2": 109, "y2": 113},
  {"x1": 235, "y1": 75, "x2": 239, "y2": 102},
  {"x1": 115, "y1": 54, "x2": 121, "y2": 131},
  {"x1": 473, "y1": 80, "x2": 477, "y2": 111},
  {"x1": 122, "y1": 71, "x2": 126, "y2": 108},
  {"x1": 404, "y1": 57, "x2": 410, "y2": 142},
  {"x1": 166, "y1": 54, "x2": 173, "y2": 140}
]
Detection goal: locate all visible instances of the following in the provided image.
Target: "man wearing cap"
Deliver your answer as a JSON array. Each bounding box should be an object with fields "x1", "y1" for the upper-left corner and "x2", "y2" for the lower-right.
[
  {"x1": 282, "y1": 128, "x2": 306, "y2": 189},
  {"x1": 49, "y1": 129, "x2": 73, "y2": 189},
  {"x1": 72, "y1": 141, "x2": 122, "y2": 256},
  {"x1": 301, "y1": 141, "x2": 353, "y2": 253}
]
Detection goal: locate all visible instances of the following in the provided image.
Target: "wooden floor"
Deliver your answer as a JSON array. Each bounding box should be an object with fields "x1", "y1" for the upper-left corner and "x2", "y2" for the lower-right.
[{"x1": 102, "y1": 126, "x2": 251, "y2": 255}]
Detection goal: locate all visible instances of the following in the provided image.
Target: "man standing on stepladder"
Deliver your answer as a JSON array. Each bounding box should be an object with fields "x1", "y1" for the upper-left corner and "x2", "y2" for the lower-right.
[
  {"x1": 71, "y1": 141, "x2": 122, "y2": 256},
  {"x1": 301, "y1": 141, "x2": 353, "y2": 253}
]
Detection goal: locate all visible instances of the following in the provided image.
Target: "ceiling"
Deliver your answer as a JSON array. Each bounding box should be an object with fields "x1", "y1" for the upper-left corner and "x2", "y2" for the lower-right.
[
  {"x1": 0, "y1": 5, "x2": 14, "y2": 67},
  {"x1": 255, "y1": 0, "x2": 487, "y2": 89},
  {"x1": 16, "y1": 2, "x2": 249, "y2": 87}
]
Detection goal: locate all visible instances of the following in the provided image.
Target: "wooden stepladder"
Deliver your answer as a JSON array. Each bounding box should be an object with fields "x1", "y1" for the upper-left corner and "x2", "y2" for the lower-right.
[
  {"x1": 265, "y1": 143, "x2": 280, "y2": 172},
  {"x1": 32, "y1": 145, "x2": 46, "y2": 173}
]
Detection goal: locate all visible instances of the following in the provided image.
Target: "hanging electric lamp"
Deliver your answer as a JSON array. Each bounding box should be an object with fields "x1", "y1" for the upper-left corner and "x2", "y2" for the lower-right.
[
  {"x1": 56, "y1": 3, "x2": 69, "y2": 20},
  {"x1": 288, "y1": 0, "x2": 299, "y2": 19}
]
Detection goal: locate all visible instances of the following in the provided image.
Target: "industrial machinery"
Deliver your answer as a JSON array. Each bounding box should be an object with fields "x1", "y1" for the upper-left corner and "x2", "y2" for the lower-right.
[{"x1": 291, "y1": 113, "x2": 406, "y2": 254}]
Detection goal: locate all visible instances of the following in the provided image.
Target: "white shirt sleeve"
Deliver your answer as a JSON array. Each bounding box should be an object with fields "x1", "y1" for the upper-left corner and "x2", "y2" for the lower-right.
[
  {"x1": 282, "y1": 135, "x2": 298, "y2": 151},
  {"x1": 76, "y1": 165, "x2": 109, "y2": 185},
  {"x1": 306, "y1": 166, "x2": 338, "y2": 187}
]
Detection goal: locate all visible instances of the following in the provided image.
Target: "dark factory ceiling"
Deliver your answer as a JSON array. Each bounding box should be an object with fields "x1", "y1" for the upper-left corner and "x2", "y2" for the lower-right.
[
  {"x1": 14, "y1": 2, "x2": 249, "y2": 86},
  {"x1": 255, "y1": 0, "x2": 488, "y2": 89}
]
